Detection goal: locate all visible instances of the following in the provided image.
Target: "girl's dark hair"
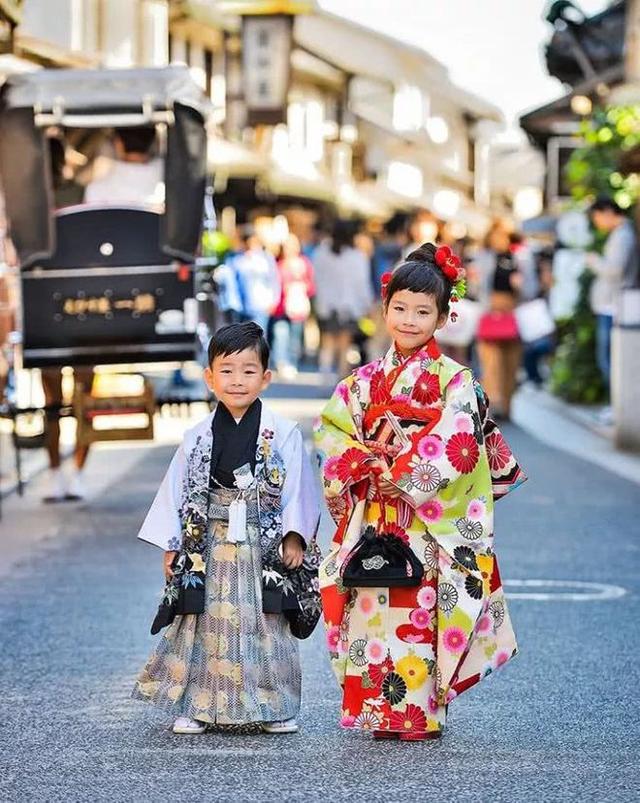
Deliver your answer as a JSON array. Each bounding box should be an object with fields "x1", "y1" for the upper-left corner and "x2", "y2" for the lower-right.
[
  {"x1": 208, "y1": 322, "x2": 270, "y2": 370},
  {"x1": 385, "y1": 242, "x2": 452, "y2": 317}
]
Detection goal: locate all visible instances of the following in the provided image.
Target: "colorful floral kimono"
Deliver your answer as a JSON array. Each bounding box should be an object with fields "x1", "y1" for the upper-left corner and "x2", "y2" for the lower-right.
[
  {"x1": 133, "y1": 403, "x2": 321, "y2": 725},
  {"x1": 314, "y1": 339, "x2": 526, "y2": 736}
]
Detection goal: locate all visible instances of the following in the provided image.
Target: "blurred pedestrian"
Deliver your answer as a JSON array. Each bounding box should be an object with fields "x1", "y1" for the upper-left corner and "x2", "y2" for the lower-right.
[
  {"x1": 232, "y1": 227, "x2": 281, "y2": 331},
  {"x1": 402, "y1": 209, "x2": 440, "y2": 258},
  {"x1": 315, "y1": 242, "x2": 526, "y2": 741},
  {"x1": 271, "y1": 234, "x2": 315, "y2": 378},
  {"x1": 84, "y1": 126, "x2": 164, "y2": 208},
  {"x1": 586, "y1": 196, "x2": 640, "y2": 395},
  {"x1": 474, "y1": 221, "x2": 523, "y2": 419},
  {"x1": 41, "y1": 367, "x2": 94, "y2": 502},
  {"x1": 313, "y1": 219, "x2": 374, "y2": 378},
  {"x1": 133, "y1": 322, "x2": 320, "y2": 735}
]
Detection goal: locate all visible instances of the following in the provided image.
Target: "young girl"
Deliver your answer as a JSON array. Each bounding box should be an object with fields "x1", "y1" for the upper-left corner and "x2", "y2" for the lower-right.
[
  {"x1": 133, "y1": 322, "x2": 321, "y2": 734},
  {"x1": 314, "y1": 243, "x2": 526, "y2": 740}
]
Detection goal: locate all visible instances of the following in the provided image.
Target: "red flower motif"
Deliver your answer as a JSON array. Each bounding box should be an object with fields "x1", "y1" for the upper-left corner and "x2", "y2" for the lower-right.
[
  {"x1": 384, "y1": 523, "x2": 409, "y2": 544},
  {"x1": 335, "y1": 448, "x2": 370, "y2": 483},
  {"x1": 368, "y1": 656, "x2": 395, "y2": 687},
  {"x1": 445, "y1": 431, "x2": 480, "y2": 474},
  {"x1": 485, "y1": 430, "x2": 512, "y2": 472},
  {"x1": 380, "y1": 271, "x2": 393, "y2": 300},
  {"x1": 369, "y1": 370, "x2": 390, "y2": 404},
  {"x1": 389, "y1": 703, "x2": 427, "y2": 734},
  {"x1": 412, "y1": 371, "x2": 440, "y2": 406},
  {"x1": 434, "y1": 245, "x2": 461, "y2": 282}
]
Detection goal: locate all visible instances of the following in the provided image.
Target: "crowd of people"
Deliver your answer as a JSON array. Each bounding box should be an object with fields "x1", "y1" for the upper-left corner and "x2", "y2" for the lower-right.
[
  {"x1": 213, "y1": 196, "x2": 638, "y2": 421},
  {"x1": 213, "y1": 210, "x2": 552, "y2": 417}
]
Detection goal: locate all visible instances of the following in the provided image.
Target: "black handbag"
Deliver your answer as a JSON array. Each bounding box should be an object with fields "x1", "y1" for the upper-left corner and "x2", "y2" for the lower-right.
[
  {"x1": 341, "y1": 525, "x2": 424, "y2": 588},
  {"x1": 262, "y1": 539, "x2": 323, "y2": 640}
]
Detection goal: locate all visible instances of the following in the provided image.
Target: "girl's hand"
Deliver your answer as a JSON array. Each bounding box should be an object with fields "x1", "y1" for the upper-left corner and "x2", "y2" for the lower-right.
[
  {"x1": 164, "y1": 551, "x2": 178, "y2": 581},
  {"x1": 282, "y1": 532, "x2": 305, "y2": 570}
]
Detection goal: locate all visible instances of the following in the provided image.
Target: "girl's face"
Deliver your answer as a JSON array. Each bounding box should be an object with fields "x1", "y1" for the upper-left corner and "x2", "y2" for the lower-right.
[{"x1": 384, "y1": 289, "x2": 448, "y2": 355}]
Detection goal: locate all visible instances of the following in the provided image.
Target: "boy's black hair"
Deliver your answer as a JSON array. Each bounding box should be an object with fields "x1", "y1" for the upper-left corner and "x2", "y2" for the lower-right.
[
  {"x1": 207, "y1": 322, "x2": 270, "y2": 370},
  {"x1": 589, "y1": 195, "x2": 624, "y2": 215},
  {"x1": 385, "y1": 242, "x2": 452, "y2": 317}
]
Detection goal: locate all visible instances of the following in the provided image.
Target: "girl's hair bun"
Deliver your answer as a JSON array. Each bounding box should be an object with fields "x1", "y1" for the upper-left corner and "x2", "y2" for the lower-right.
[{"x1": 405, "y1": 242, "x2": 437, "y2": 265}]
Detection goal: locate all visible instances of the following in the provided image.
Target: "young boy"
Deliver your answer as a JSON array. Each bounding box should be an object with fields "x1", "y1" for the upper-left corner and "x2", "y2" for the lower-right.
[{"x1": 133, "y1": 322, "x2": 320, "y2": 734}]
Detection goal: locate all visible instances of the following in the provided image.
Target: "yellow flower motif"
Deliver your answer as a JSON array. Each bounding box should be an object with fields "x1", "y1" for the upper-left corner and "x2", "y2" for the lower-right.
[
  {"x1": 169, "y1": 659, "x2": 187, "y2": 683},
  {"x1": 194, "y1": 690, "x2": 213, "y2": 710},
  {"x1": 188, "y1": 552, "x2": 206, "y2": 573},
  {"x1": 213, "y1": 543, "x2": 237, "y2": 562},
  {"x1": 167, "y1": 685, "x2": 183, "y2": 702},
  {"x1": 136, "y1": 680, "x2": 159, "y2": 697},
  {"x1": 185, "y1": 515, "x2": 202, "y2": 541},
  {"x1": 396, "y1": 654, "x2": 428, "y2": 690}
]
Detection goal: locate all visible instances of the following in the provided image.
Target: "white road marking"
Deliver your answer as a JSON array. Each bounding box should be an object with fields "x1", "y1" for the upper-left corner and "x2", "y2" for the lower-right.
[{"x1": 505, "y1": 579, "x2": 628, "y2": 601}]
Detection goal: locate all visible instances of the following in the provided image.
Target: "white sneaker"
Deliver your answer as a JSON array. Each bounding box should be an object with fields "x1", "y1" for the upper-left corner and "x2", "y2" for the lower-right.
[
  {"x1": 42, "y1": 468, "x2": 67, "y2": 503},
  {"x1": 262, "y1": 718, "x2": 299, "y2": 734},
  {"x1": 66, "y1": 470, "x2": 85, "y2": 501},
  {"x1": 172, "y1": 716, "x2": 206, "y2": 734}
]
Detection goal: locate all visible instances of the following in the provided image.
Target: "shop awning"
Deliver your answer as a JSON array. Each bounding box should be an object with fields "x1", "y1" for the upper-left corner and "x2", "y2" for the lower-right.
[{"x1": 208, "y1": 137, "x2": 269, "y2": 179}]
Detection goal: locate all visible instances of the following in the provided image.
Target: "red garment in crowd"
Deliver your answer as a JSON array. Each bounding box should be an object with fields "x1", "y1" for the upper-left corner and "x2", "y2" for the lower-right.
[{"x1": 273, "y1": 255, "x2": 316, "y2": 321}]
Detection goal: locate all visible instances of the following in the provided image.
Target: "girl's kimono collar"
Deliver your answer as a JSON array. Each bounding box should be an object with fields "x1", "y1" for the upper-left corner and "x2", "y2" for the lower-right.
[{"x1": 381, "y1": 337, "x2": 441, "y2": 379}]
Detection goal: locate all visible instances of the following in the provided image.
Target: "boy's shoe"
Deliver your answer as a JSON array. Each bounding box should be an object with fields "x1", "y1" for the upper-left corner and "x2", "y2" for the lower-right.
[
  {"x1": 262, "y1": 718, "x2": 299, "y2": 734},
  {"x1": 172, "y1": 717, "x2": 206, "y2": 734}
]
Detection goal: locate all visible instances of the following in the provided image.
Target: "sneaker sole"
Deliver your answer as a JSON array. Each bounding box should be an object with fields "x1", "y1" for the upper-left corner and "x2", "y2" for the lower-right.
[
  {"x1": 262, "y1": 725, "x2": 299, "y2": 734},
  {"x1": 172, "y1": 726, "x2": 206, "y2": 734}
]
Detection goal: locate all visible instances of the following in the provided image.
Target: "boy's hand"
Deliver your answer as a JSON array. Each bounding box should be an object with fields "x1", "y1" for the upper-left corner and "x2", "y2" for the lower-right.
[
  {"x1": 164, "y1": 550, "x2": 178, "y2": 581},
  {"x1": 282, "y1": 532, "x2": 305, "y2": 570}
]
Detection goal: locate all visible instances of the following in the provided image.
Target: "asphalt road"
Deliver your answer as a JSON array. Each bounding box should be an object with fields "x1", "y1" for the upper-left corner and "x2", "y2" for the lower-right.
[{"x1": 0, "y1": 419, "x2": 638, "y2": 803}]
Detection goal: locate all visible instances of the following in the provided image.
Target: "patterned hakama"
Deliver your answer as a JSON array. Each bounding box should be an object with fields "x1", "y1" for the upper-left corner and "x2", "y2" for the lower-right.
[{"x1": 133, "y1": 488, "x2": 301, "y2": 724}]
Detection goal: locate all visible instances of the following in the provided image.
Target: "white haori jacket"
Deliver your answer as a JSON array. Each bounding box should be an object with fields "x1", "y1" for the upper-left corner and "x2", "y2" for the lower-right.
[{"x1": 138, "y1": 403, "x2": 320, "y2": 552}]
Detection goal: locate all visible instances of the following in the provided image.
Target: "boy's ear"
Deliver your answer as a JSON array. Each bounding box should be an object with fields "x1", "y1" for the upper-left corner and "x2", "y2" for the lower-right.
[
  {"x1": 203, "y1": 366, "x2": 214, "y2": 391},
  {"x1": 261, "y1": 368, "x2": 273, "y2": 390}
]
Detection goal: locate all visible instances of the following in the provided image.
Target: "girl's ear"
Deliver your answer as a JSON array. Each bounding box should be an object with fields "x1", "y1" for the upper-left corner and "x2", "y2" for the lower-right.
[{"x1": 436, "y1": 312, "x2": 449, "y2": 330}]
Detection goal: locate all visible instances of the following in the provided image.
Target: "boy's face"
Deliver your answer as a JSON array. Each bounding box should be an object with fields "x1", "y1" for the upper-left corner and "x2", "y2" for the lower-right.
[
  {"x1": 204, "y1": 347, "x2": 271, "y2": 418},
  {"x1": 384, "y1": 289, "x2": 447, "y2": 356}
]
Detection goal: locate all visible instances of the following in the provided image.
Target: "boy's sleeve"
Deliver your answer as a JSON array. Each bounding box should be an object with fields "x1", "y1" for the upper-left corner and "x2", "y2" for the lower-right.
[
  {"x1": 137, "y1": 443, "x2": 186, "y2": 550},
  {"x1": 281, "y1": 426, "x2": 321, "y2": 545}
]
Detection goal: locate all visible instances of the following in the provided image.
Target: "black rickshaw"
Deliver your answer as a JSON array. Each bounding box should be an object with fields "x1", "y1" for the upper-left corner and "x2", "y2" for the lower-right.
[
  {"x1": 0, "y1": 65, "x2": 209, "y2": 367},
  {"x1": 0, "y1": 67, "x2": 210, "y2": 504}
]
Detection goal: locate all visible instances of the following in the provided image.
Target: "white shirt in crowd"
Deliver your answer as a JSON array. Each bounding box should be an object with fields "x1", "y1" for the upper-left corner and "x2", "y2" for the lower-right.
[
  {"x1": 84, "y1": 158, "x2": 165, "y2": 208},
  {"x1": 312, "y1": 240, "x2": 374, "y2": 322}
]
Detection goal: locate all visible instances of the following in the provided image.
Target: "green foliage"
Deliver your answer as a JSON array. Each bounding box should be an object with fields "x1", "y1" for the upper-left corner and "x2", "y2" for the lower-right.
[
  {"x1": 550, "y1": 271, "x2": 606, "y2": 404},
  {"x1": 566, "y1": 106, "x2": 640, "y2": 208}
]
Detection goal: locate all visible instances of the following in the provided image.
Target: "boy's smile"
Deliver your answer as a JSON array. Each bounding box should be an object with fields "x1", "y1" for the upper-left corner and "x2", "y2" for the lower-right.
[{"x1": 204, "y1": 347, "x2": 272, "y2": 419}]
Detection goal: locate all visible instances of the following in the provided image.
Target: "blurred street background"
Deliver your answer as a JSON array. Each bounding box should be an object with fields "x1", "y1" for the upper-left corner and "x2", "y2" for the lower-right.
[{"x1": 0, "y1": 1, "x2": 639, "y2": 801}]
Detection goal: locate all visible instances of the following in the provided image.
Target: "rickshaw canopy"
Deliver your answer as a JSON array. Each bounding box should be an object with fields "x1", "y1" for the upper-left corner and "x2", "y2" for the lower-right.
[{"x1": 0, "y1": 66, "x2": 210, "y2": 268}]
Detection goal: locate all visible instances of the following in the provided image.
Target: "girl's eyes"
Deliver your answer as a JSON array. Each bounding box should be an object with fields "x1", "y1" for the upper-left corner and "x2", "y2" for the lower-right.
[{"x1": 393, "y1": 305, "x2": 430, "y2": 315}]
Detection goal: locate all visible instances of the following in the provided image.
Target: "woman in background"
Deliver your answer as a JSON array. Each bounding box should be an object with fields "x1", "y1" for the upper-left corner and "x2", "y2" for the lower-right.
[{"x1": 313, "y1": 219, "x2": 373, "y2": 378}]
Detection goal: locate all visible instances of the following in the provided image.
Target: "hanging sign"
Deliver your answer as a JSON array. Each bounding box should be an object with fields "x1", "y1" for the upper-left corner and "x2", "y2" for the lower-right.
[{"x1": 241, "y1": 14, "x2": 293, "y2": 126}]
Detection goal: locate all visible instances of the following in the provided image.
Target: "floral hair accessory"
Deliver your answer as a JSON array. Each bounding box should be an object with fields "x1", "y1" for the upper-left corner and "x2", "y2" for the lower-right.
[
  {"x1": 434, "y1": 245, "x2": 467, "y2": 321},
  {"x1": 380, "y1": 271, "x2": 393, "y2": 300}
]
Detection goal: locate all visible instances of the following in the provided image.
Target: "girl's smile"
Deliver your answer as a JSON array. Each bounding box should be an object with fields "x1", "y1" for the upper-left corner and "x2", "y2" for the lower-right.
[{"x1": 384, "y1": 288, "x2": 448, "y2": 355}]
